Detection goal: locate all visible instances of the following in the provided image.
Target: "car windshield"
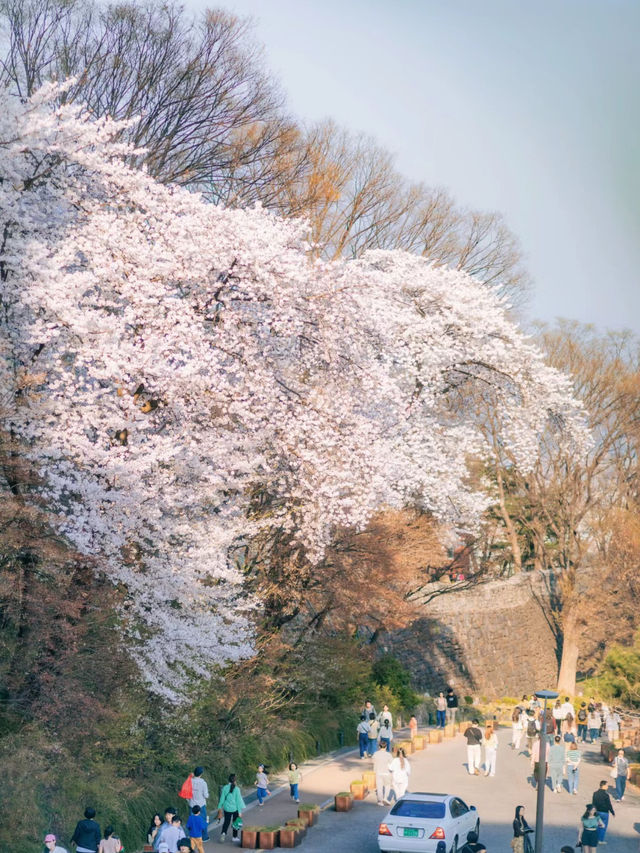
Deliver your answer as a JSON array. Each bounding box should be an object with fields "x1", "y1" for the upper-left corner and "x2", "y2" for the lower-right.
[{"x1": 391, "y1": 800, "x2": 446, "y2": 819}]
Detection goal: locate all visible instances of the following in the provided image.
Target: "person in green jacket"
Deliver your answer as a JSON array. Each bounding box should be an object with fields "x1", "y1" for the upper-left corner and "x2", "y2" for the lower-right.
[{"x1": 217, "y1": 774, "x2": 245, "y2": 843}]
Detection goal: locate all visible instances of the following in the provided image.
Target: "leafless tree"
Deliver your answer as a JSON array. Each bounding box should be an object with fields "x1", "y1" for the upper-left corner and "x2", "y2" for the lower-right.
[
  {"x1": 0, "y1": 0, "x2": 310, "y2": 196},
  {"x1": 476, "y1": 323, "x2": 640, "y2": 691},
  {"x1": 277, "y1": 121, "x2": 529, "y2": 303},
  {"x1": 0, "y1": 0, "x2": 529, "y2": 302}
]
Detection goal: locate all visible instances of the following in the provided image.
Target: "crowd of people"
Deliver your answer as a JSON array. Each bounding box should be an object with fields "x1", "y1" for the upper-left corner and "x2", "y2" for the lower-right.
[
  {"x1": 357, "y1": 700, "x2": 419, "y2": 806},
  {"x1": 40, "y1": 691, "x2": 635, "y2": 853},
  {"x1": 507, "y1": 694, "x2": 632, "y2": 851},
  {"x1": 367, "y1": 689, "x2": 635, "y2": 853},
  {"x1": 506, "y1": 695, "x2": 631, "y2": 803}
]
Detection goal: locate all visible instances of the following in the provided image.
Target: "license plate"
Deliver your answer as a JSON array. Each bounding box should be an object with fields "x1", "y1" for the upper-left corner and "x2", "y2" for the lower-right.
[{"x1": 403, "y1": 828, "x2": 420, "y2": 837}]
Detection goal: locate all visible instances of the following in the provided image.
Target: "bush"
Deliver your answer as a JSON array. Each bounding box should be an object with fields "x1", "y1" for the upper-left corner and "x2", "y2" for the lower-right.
[
  {"x1": 581, "y1": 633, "x2": 640, "y2": 708},
  {"x1": 371, "y1": 655, "x2": 420, "y2": 712}
]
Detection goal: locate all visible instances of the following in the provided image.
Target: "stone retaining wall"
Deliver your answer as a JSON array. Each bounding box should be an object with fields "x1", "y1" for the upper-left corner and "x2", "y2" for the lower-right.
[{"x1": 384, "y1": 573, "x2": 558, "y2": 697}]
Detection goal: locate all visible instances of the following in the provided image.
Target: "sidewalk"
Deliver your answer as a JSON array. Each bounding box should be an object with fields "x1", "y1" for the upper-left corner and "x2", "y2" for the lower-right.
[{"x1": 202, "y1": 729, "x2": 413, "y2": 847}]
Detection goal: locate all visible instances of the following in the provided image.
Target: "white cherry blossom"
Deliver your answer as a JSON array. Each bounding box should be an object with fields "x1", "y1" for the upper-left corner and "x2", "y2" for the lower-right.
[{"x1": 0, "y1": 84, "x2": 590, "y2": 699}]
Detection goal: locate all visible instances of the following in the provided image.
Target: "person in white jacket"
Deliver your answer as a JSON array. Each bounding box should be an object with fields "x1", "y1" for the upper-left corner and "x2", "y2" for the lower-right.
[
  {"x1": 373, "y1": 740, "x2": 393, "y2": 805},
  {"x1": 188, "y1": 766, "x2": 210, "y2": 842},
  {"x1": 483, "y1": 725, "x2": 498, "y2": 777},
  {"x1": 511, "y1": 707, "x2": 525, "y2": 751},
  {"x1": 389, "y1": 747, "x2": 411, "y2": 799}
]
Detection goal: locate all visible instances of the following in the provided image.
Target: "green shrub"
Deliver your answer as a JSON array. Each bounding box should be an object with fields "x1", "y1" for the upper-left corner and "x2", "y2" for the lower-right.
[
  {"x1": 371, "y1": 655, "x2": 420, "y2": 712},
  {"x1": 581, "y1": 633, "x2": 640, "y2": 708}
]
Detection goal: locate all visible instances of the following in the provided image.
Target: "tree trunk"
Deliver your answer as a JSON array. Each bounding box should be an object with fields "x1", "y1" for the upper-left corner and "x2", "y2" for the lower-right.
[
  {"x1": 556, "y1": 610, "x2": 580, "y2": 695},
  {"x1": 495, "y1": 466, "x2": 522, "y2": 573}
]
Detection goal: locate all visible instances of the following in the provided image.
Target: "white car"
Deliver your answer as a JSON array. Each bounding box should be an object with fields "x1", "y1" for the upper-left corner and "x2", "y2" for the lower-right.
[{"x1": 378, "y1": 792, "x2": 480, "y2": 853}]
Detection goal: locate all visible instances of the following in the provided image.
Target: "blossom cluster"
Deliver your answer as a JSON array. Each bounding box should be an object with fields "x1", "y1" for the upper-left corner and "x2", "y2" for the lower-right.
[{"x1": 0, "y1": 84, "x2": 590, "y2": 698}]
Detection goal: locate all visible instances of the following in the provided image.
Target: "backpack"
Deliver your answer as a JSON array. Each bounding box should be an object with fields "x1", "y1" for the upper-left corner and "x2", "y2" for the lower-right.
[
  {"x1": 578, "y1": 709, "x2": 587, "y2": 721},
  {"x1": 178, "y1": 772, "x2": 194, "y2": 800},
  {"x1": 527, "y1": 719, "x2": 537, "y2": 737}
]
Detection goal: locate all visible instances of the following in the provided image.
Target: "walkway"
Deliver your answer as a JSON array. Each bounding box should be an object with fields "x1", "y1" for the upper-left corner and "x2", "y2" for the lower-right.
[{"x1": 203, "y1": 727, "x2": 640, "y2": 851}]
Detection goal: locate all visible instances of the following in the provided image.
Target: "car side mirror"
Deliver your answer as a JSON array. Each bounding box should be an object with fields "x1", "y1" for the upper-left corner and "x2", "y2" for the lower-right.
[{"x1": 470, "y1": 805, "x2": 476, "y2": 811}]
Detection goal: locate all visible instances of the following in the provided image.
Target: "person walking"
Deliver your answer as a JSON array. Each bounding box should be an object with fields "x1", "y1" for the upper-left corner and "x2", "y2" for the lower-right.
[
  {"x1": 611, "y1": 748, "x2": 630, "y2": 801},
  {"x1": 483, "y1": 725, "x2": 498, "y2": 777},
  {"x1": 530, "y1": 735, "x2": 547, "y2": 789},
  {"x1": 45, "y1": 834, "x2": 68, "y2": 853},
  {"x1": 362, "y1": 699, "x2": 376, "y2": 718},
  {"x1": 217, "y1": 774, "x2": 245, "y2": 844},
  {"x1": 436, "y1": 692, "x2": 447, "y2": 728},
  {"x1": 446, "y1": 688, "x2": 459, "y2": 725},
  {"x1": 378, "y1": 704, "x2": 393, "y2": 728},
  {"x1": 357, "y1": 714, "x2": 370, "y2": 759},
  {"x1": 71, "y1": 808, "x2": 101, "y2": 853},
  {"x1": 525, "y1": 711, "x2": 539, "y2": 755},
  {"x1": 389, "y1": 747, "x2": 411, "y2": 799},
  {"x1": 464, "y1": 719, "x2": 483, "y2": 776},
  {"x1": 552, "y1": 699, "x2": 564, "y2": 725},
  {"x1": 511, "y1": 706, "x2": 525, "y2": 751},
  {"x1": 563, "y1": 713, "x2": 578, "y2": 743},
  {"x1": 577, "y1": 704, "x2": 589, "y2": 742},
  {"x1": 544, "y1": 708, "x2": 557, "y2": 743},
  {"x1": 186, "y1": 807, "x2": 207, "y2": 853},
  {"x1": 566, "y1": 742, "x2": 582, "y2": 796},
  {"x1": 592, "y1": 780, "x2": 615, "y2": 843},
  {"x1": 578, "y1": 804, "x2": 601, "y2": 853},
  {"x1": 549, "y1": 735, "x2": 566, "y2": 793},
  {"x1": 512, "y1": 805, "x2": 533, "y2": 853},
  {"x1": 255, "y1": 764, "x2": 271, "y2": 805},
  {"x1": 409, "y1": 715, "x2": 418, "y2": 739},
  {"x1": 373, "y1": 740, "x2": 393, "y2": 806},
  {"x1": 560, "y1": 696, "x2": 575, "y2": 720},
  {"x1": 378, "y1": 717, "x2": 393, "y2": 750},
  {"x1": 98, "y1": 828, "x2": 120, "y2": 853},
  {"x1": 367, "y1": 712, "x2": 380, "y2": 756},
  {"x1": 288, "y1": 762, "x2": 302, "y2": 803},
  {"x1": 604, "y1": 709, "x2": 620, "y2": 743},
  {"x1": 189, "y1": 767, "x2": 210, "y2": 842},
  {"x1": 587, "y1": 708, "x2": 601, "y2": 744}
]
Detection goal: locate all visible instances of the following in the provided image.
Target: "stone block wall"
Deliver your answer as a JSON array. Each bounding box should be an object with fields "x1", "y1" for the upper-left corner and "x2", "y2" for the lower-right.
[{"x1": 384, "y1": 573, "x2": 558, "y2": 698}]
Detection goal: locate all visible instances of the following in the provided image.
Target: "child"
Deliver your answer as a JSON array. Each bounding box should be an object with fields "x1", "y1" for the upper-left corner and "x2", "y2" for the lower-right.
[
  {"x1": 379, "y1": 717, "x2": 393, "y2": 750},
  {"x1": 288, "y1": 762, "x2": 302, "y2": 803},
  {"x1": 186, "y1": 805, "x2": 207, "y2": 853},
  {"x1": 255, "y1": 764, "x2": 271, "y2": 805},
  {"x1": 409, "y1": 715, "x2": 418, "y2": 739}
]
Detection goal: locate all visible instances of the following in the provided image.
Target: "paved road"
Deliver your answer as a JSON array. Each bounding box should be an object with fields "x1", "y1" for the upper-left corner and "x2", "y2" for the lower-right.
[{"x1": 206, "y1": 728, "x2": 640, "y2": 852}]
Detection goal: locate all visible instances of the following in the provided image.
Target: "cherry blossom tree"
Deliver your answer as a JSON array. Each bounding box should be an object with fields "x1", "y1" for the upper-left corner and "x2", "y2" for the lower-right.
[{"x1": 0, "y1": 83, "x2": 590, "y2": 699}]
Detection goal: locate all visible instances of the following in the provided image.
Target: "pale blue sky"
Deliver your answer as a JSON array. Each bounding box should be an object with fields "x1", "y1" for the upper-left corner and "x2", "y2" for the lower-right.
[{"x1": 188, "y1": 0, "x2": 640, "y2": 333}]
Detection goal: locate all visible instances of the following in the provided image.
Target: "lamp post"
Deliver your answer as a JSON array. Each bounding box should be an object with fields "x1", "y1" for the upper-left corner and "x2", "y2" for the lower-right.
[{"x1": 534, "y1": 689, "x2": 559, "y2": 853}]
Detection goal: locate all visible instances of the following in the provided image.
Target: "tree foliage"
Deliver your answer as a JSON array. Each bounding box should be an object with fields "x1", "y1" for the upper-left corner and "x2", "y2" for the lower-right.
[
  {"x1": 477, "y1": 323, "x2": 640, "y2": 691},
  {"x1": 0, "y1": 83, "x2": 586, "y2": 698},
  {"x1": 0, "y1": 0, "x2": 530, "y2": 306}
]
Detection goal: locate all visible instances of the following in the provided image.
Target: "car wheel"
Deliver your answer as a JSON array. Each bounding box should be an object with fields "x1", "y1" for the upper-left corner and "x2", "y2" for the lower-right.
[
  {"x1": 451, "y1": 836, "x2": 458, "y2": 853},
  {"x1": 475, "y1": 819, "x2": 480, "y2": 836}
]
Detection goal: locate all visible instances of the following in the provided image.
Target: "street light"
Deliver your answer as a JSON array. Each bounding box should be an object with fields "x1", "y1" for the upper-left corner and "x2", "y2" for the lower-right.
[{"x1": 534, "y1": 689, "x2": 559, "y2": 853}]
